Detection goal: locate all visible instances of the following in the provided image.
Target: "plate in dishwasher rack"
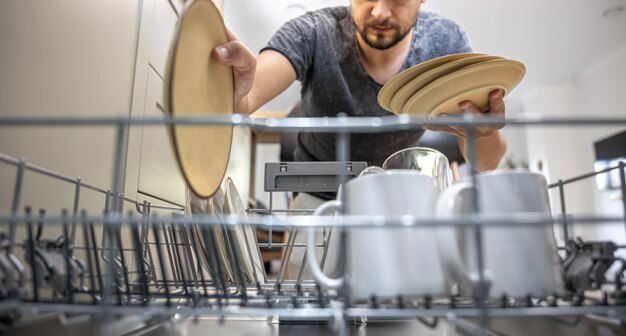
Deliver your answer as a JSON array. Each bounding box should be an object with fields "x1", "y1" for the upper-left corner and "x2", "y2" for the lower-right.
[
  {"x1": 223, "y1": 178, "x2": 267, "y2": 284},
  {"x1": 164, "y1": 0, "x2": 233, "y2": 198},
  {"x1": 186, "y1": 185, "x2": 235, "y2": 287}
]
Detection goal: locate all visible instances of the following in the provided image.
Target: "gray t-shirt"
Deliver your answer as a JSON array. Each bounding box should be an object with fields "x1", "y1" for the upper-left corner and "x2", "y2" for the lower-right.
[{"x1": 263, "y1": 6, "x2": 471, "y2": 166}]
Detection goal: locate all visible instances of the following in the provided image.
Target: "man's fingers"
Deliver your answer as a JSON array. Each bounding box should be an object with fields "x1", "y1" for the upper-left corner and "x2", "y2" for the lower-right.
[
  {"x1": 213, "y1": 41, "x2": 252, "y2": 68},
  {"x1": 487, "y1": 90, "x2": 506, "y2": 130},
  {"x1": 488, "y1": 89, "x2": 505, "y2": 115},
  {"x1": 457, "y1": 92, "x2": 506, "y2": 138},
  {"x1": 457, "y1": 100, "x2": 488, "y2": 137},
  {"x1": 459, "y1": 100, "x2": 481, "y2": 115},
  {"x1": 211, "y1": 33, "x2": 256, "y2": 112}
]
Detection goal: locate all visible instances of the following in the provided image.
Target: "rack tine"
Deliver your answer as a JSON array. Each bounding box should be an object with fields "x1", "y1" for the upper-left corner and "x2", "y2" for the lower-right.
[
  {"x1": 100, "y1": 191, "x2": 111, "y2": 262},
  {"x1": 169, "y1": 221, "x2": 190, "y2": 296},
  {"x1": 250, "y1": 226, "x2": 267, "y2": 285},
  {"x1": 178, "y1": 221, "x2": 200, "y2": 289},
  {"x1": 7, "y1": 160, "x2": 26, "y2": 290},
  {"x1": 173, "y1": 215, "x2": 198, "y2": 288},
  {"x1": 101, "y1": 211, "x2": 122, "y2": 306},
  {"x1": 203, "y1": 226, "x2": 228, "y2": 300},
  {"x1": 151, "y1": 217, "x2": 171, "y2": 306},
  {"x1": 115, "y1": 214, "x2": 132, "y2": 303},
  {"x1": 62, "y1": 209, "x2": 74, "y2": 303},
  {"x1": 223, "y1": 225, "x2": 247, "y2": 296},
  {"x1": 240, "y1": 223, "x2": 261, "y2": 289},
  {"x1": 275, "y1": 228, "x2": 298, "y2": 286},
  {"x1": 130, "y1": 213, "x2": 149, "y2": 305},
  {"x1": 111, "y1": 226, "x2": 123, "y2": 306},
  {"x1": 140, "y1": 202, "x2": 157, "y2": 288},
  {"x1": 35, "y1": 210, "x2": 45, "y2": 242},
  {"x1": 319, "y1": 227, "x2": 332, "y2": 271},
  {"x1": 296, "y1": 250, "x2": 307, "y2": 286},
  {"x1": 162, "y1": 225, "x2": 180, "y2": 288},
  {"x1": 70, "y1": 177, "x2": 81, "y2": 245},
  {"x1": 88, "y1": 221, "x2": 105, "y2": 304},
  {"x1": 187, "y1": 225, "x2": 210, "y2": 298},
  {"x1": 25, "y1": 207, "x2": 39, "y2": 302},
  {"x1": 80, "y1": 211, "x2": 98, "y2": 304},
  {"x1": 101, "y1": 190, "x2": 126, "y2": 302},
  {"x1": 619, "y1": 161, "x2": 626, "y2": 239}
]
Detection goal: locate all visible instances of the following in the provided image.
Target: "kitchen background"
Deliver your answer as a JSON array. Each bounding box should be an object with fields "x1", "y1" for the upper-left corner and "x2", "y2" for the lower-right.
[{"x1": 0, "y1": 0, "x2": 625, "y2": 253}]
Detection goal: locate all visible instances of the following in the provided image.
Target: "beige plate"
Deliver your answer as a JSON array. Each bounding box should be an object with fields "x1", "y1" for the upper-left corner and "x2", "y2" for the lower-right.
[
  {"x1": 164, "y1": 0, "x2": 233, "y2": 198},
  {"x1": 402, "y1": 59, "x2": 526, "y2": 116},
  {"x1": 377, "y1": 52, "x2": 483, "y2": 112},
  {"x1": 388, "y1": 55, "x2": 503, "y2": 114}
]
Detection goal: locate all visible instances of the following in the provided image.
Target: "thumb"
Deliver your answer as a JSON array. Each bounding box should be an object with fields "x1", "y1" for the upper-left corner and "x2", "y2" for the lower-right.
[{"x1": 213, "y1": 41, "x2": 255, "y2": 73}]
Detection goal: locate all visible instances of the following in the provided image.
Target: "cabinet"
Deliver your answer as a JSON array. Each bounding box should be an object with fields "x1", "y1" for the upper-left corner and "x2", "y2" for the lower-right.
[
  {"x1": 125, "y1": 0, "x2": 185, "y2": 207},
  {"x1": 125, "y1": 0, "x2": 252, "y2": 208}
]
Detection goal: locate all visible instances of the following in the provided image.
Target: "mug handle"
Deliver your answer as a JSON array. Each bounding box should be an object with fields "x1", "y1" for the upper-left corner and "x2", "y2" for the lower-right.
[
  {"x1": 436, "y1": 183, "x2": 492, "y2": 295},
  {"x1": 306, "y1": 200, "x2": 344, "y2": 289}
]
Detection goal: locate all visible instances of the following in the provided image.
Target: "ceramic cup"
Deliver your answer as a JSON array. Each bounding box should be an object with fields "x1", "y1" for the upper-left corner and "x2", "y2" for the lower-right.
[
  {"x1": 306, "y1": 170, "x2": 448, "y2": 301},
  {"x1": 436, "y1": 170, "x2": 564, "y2": 298}
]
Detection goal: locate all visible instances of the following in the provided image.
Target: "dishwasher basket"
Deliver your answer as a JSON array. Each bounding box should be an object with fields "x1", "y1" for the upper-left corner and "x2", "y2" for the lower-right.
[{"x1": 1, "y1": 114, "x2": 626, "y2": 336}]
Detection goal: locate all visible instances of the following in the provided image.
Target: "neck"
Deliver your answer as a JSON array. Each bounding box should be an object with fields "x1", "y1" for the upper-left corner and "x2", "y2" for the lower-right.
[{"x1": 357, "y1": 28, "x2": 414, "y2": 84}]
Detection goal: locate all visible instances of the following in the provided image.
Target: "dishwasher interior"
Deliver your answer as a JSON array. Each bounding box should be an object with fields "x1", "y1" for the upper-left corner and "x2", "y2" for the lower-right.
[{"x1": 1, "y1": 114, "x2": 626, "y2": 336}]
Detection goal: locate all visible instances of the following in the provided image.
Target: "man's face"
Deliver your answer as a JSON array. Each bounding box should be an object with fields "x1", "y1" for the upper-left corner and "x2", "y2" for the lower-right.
[{"x1": 351, "y1": 0, "x2": 424, "y2": 50}]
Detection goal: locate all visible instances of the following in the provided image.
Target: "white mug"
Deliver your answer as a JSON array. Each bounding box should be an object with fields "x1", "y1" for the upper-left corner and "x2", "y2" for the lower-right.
[
  {"x1": 436, "y1": 170, "x2": 564, "y2": 298},
  {"x1": 307, "y1": 170, "x2": 448, "y2": 301}
]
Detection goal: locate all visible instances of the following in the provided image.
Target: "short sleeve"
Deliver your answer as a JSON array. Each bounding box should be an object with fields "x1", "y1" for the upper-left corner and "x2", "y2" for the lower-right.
[
  {"x1": 448, "y1": 24, "x2": 473, "y2": 53},
  {"x1": 261, "y1": 14, "x2": 318, "y2": 82}
]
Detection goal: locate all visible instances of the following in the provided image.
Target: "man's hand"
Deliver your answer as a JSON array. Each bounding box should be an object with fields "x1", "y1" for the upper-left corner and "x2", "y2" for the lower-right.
[
  {"x1": 425, "y1": 89, "x2": 506, "y2": 138},
  {"x1": 425, "y1": 89, "x2": 508, "y2": 171},
  {"x1": 213, "y1": 29, "x2": 256, "y2": 113}
]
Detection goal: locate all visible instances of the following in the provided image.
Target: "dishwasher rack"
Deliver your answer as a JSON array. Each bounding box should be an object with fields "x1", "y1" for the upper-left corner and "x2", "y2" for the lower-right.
[{"x1": 1, "y1": 114, "x2": 626, "y2": 336}]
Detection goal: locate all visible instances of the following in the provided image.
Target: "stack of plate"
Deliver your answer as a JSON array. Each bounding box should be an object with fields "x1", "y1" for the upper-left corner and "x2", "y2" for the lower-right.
[{"x1": 378, "y1": 53, "x2": 526, "y2": 116}]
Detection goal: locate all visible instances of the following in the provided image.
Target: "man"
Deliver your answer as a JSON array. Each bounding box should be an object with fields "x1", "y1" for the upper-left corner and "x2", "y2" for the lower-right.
[
  {"x1": 214, "y1": 0, "x2": 507, "y2": 188},
  {"x1": 214, "y1": 0, "x2": 507, "y2": 277}
]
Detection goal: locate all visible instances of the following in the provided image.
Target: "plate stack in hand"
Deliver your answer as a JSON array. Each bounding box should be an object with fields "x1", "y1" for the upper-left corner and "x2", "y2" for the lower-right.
[{"x1": 378, "y1": 53, "x2": 526, "y2": 116}]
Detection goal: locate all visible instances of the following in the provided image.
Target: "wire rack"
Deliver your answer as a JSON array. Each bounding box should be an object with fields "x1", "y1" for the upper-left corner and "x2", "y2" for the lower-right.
[{"x1": 1, "y1": 114, "x2": 626, "y2": 335}]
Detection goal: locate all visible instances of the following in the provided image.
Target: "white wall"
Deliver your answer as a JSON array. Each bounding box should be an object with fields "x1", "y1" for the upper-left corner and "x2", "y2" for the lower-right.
[
  {"x1": 523, "y1": 44, "x2": 626, "y2": 245},
  {"x1": 0, "y1": 1, "x2": 140, "y2": 214},
  {"x1": 498, "y1": 99, "x2": 529, "y2": 170},
  {"x1": 572, "y1": 45, "x2": 626, "y2": 242}
]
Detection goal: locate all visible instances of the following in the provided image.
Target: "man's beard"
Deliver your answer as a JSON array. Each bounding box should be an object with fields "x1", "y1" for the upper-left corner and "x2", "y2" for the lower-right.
[{"x1": 356, "y1": 18, "x2": 415, "y2": 50}]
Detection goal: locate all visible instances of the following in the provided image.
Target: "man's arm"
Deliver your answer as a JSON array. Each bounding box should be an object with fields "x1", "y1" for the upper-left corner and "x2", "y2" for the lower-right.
[
  {"x1": 456, "y1": 90, "x2": 508, "y2": 171},
  {"x1": 456, "y1": 131, "x2": 507, "y2": 171},
  {"x1": 213, "y1": 31, "x2": 297, "y2": 114}
]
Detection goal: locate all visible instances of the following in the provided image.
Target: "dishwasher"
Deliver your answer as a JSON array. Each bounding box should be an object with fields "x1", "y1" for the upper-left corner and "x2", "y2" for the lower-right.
[{"x1": 1, "y1": 114, "x2": 626, "y2": 336}]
